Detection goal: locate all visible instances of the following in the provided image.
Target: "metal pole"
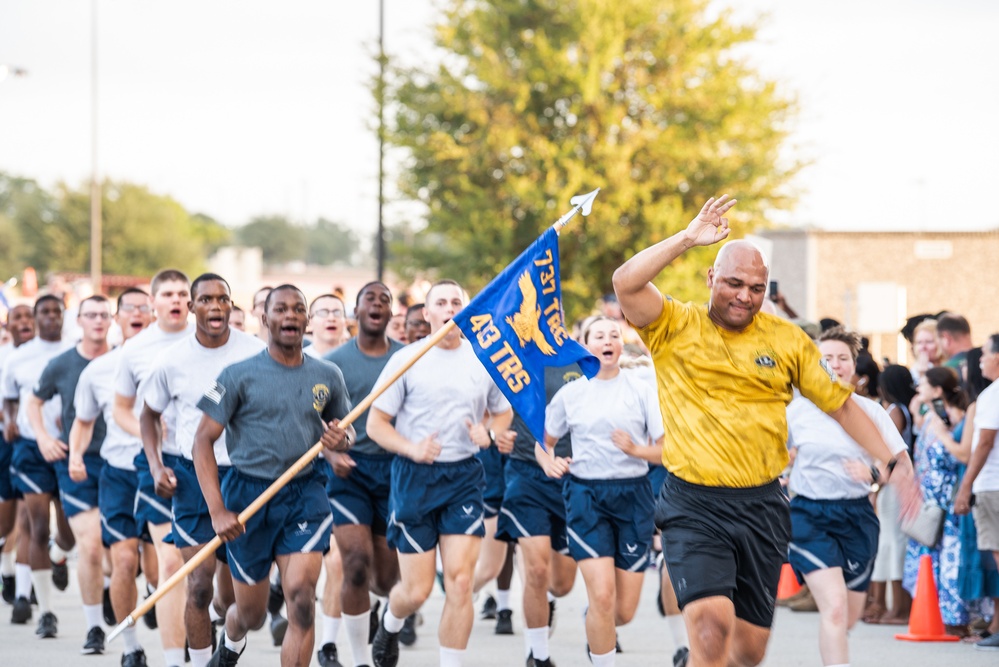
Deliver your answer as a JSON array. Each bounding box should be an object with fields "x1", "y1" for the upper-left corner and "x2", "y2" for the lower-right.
[
  {"x1": 376, "y1": 0, "x2": 386, "y2": 281},
  {"x1": 89, "y1": 0, "x2": 102, "y2": 293}
]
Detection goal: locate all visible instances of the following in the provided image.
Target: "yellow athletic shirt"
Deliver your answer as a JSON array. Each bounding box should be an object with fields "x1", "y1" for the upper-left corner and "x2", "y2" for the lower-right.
[{"x1": 636, "y1": 297, "x2": 853, "y2": 488}]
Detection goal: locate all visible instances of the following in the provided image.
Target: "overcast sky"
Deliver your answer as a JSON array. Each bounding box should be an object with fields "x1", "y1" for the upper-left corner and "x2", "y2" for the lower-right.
[{"x1": 1, "y1": 0, "x2": 996, "y2": 241}]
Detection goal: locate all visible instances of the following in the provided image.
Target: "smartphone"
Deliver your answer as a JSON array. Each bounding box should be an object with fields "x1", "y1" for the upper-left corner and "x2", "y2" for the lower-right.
[
  {"x1": 769, "y1": 280, "x2": 779, "y2": 301},
  {"x1": 931, "y1": 398, "x2": 951, "y2": 426}
]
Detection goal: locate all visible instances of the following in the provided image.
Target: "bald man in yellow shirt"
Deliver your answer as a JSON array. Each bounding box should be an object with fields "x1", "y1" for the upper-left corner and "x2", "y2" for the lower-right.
[{"x1": 612, "y1": 195, "x2": 918, "y2": 667}]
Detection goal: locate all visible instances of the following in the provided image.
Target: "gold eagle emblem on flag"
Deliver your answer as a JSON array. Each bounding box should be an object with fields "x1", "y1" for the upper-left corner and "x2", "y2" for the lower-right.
[{"x1": 505, "y1": 271, "x2": 556, "y2": 356}]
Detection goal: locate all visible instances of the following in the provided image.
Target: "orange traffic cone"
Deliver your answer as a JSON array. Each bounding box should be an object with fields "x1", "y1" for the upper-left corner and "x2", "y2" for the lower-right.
[
  {"x1": 776, "y1": 562, "x2": 801, "y2": 601},
  {"x1": 895, "y1": 554, "x2": 960, "y2": 642}
]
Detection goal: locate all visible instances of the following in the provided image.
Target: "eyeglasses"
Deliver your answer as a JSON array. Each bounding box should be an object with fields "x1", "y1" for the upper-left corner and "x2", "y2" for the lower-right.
[
  {"x1": 80, "y1": 312, "x2": 111, "y2": 320},
  {"x1": 118, "y1": 304, "x2": 151, "y2": 314},
  {"x1": 311, "y1": 309, "x2": 345, "y2": 319}
]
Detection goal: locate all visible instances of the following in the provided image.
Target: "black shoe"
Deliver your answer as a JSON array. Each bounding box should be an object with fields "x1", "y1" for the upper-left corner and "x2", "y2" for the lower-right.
[
  {"x1": 36, "y1": 610, "x2": 58, "y2": 638},
  {"x1": 526, "y1": 653, "x2": 554, "y2": 667},
  {"x1": 267, "y1": 579, "x2": 283, "y2": 615},
  {"x1": 547, "y1": 599, "x2": 557, "y2": 637},
  {"x1": 368, "y1": 599, "x2": 381, "y2": 644},
  {"x1": 207, "y1": 635, "x2": 244, "y2": 667},
  {"x1": 142, "y1": 593, "x2": 158, "y2": 630},
  {"x1": 672, "y1": 646, "x2": 690, "y2": 667},
  {"x1": 615, "y1": 635, "x2": 623, "y2": 653},
  {"x1": 1, "y1": 575, "x2": 14, "y2": 604},
  {"x1": 102, "y1": 587, "x2": 116, "y2": 626},
  {"x1": 121, "y1": 648, "x2": 149, "y2": 667},
  {"x1": 495, "y1": 609, "x2": 513, "y2": 635},
  {"x1": 317, "y1": 642, "x2": 344, "y2": 667},
  {"x1": 51, "y1": 560, "x2": 69, "y2": 592},
  {"x1": 82, "y1": 625, "x2": 106, "y2": 654},
  {"x1": 11, "y1": 595, "x2": 32, "y2": 623},
  {"x1": 480, "y1": 594, "x2": 497, "y2": 619},
  {"x1": 399, "y1": 612, "x2": 418, "y2": 647},
  {"x1": 372, "y1": 617, "x2": 400, "y2": 667},
  {"x1": 270, "y1": 612, "x2": 288, "y2": 646}
]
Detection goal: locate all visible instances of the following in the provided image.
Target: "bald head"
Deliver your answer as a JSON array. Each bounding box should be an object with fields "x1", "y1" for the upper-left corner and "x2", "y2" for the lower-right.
[{"x1": 713, "y1": 240, "x2": 769, "y2": 275}]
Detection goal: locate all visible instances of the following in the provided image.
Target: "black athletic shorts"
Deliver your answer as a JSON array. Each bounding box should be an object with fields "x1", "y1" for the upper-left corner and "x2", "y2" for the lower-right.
[{"x1": 655, "y1": 472, "x2": 791, "y2": 628}]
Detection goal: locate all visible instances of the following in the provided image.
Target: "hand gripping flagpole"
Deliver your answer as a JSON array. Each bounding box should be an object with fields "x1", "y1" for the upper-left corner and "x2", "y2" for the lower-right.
[{"x1": 107, "y1": 188, "x2": 600, "y2": 642}]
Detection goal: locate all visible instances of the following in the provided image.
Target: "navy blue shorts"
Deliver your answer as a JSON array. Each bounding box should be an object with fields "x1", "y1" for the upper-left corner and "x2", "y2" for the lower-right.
[
  {"x1": 55, "y1": 454, "x2": 103, "y2": 518},
  {"x1": 388, "y1": 456, "x2": 485, "y2": 554},
  {"x1": 222, "y1": 469, "x2": 332, "y2": 585},
  {"x1": 326, "y1": 453, "x2": 392, "y2": 535},
  {"x1": 477, "y1": 446, "x2": 507, "y2": 518},
  {"x1": 133, "y1": 450, "x2": 175, "y2": 528},
  {"x1": 100, "y1": 463, "x2": 147, "y2": 546},
  {"x1": 655, "y1": 472, "x2": 790, "y2": 628},
  {"x1": 563, "y1": 474, "x2": 654, "y2": 571},
  {"x1": 11, "y1": 437, "x2": 58, "y2": 496},
  {"x1": 647, "y1": 465, "x2": 668, "y2": 499},
  {"x1": 789, "y1": 495, "x2": 879, "y2": 592},
  {"x1": 0, "y1": 434, "x2": 19, "y2": 502},
  {"x1": 170, "y1": 457, "x2": 230, "y2": 560},
  {"x1": 496, "y1": 459, "x2": 568, "y2": 553}
]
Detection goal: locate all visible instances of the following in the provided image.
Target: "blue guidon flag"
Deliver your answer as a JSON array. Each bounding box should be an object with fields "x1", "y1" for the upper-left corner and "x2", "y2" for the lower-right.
[{"x1": 453, "y1": 227, "x2": 599, "y2": 446}]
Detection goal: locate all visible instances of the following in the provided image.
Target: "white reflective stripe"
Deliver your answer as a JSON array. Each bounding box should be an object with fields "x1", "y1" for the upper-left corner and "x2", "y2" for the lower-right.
[
  {"x1": 845, "y1": 559, "x2": 874, "y2": 590},
  {"x1": 170, "y1": 520, "x2": 200, "y2": 547},
  {"x1": 391, "y1": 512, "x2": 425, "y2": 554},
  {"x1": 627, "y1": 551, "x2": 649, "y2": 572},
  {"x1": 60, "y1": 490, "x2": 93, "y2": 512},
  {"x1": 464, "y1": 513, "x2": 484, "y2": 535},
  {"x1": 100, "y1": 514, "x2": 128, "y2": 543},
  {"x1": 15, "y1": 471, "x2": 42, "y2": 494},
  {"x1": 228, "y1": 553, "x2": 257, "y2": 586},
  {"x1": 136, "y1": 490, "x2": 171, "y2": 519},
  {"x1": 483, "y1": 501, "x2": 498, "y2": 514},
  {"x1": 499, "y1": 507, "x2": 531, "y2": 538},
  {"x1": 300, "y1": 513, "x2": 334, "y2": 553},
  {"x1": 788, "y1": 542, "x2": 827, "y2": 570},
  {"x1": 329, "y1": 498, "x2": 360, "y2": 525},
  {"x1": 567, "y1": 527, "x2": 599, "y2": 559}
]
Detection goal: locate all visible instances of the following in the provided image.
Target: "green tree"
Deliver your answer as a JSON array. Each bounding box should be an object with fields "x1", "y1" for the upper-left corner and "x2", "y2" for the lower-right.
[
  {"x1": 0, "y1": 173, "x2": 60, "y2": 279},
  {"x1": 306, "y1": 217, "x2": 361, "y2": 266},
  {"x1": 384, "y1": 0, "x2": 797, "y2": 321},
  {"x1": 234, "y1": 215, "x2": 307, "y2": 265}
]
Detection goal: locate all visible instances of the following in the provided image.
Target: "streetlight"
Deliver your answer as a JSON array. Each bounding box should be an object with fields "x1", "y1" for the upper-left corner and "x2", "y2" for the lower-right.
[
  {"x1": 376, "y1": 0, "x2": 386, "y2": 281},
  {"x1": 0, "y1": 64, "x2": 28, "y2": 82},
  {"x1": 90, "y1": 0, "x2": 101, "y2": 293}
]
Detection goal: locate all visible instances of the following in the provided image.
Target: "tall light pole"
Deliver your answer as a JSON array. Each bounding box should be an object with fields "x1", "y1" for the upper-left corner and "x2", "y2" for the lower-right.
[
  {"x1": 0, "y1": 64, "x2": 28, "y2": 82},
  {"x1": 376, "y1": 0, "x2": 386, "y2": 281},
  {"x1": 90, "y1": 0, "x2": 102, "y2": 293}
]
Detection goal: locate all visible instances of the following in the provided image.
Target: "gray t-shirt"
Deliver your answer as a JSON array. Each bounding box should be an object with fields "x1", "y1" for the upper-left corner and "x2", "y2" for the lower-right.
[
  {"x1": 197, "y1": 350, "x2": 351, "y2": 480},
  {"x1": 34, "y1": 347, "x2": 104, "y2": 453},
  {"x1": 371, "y1": 339, "x2": 511, "y2": 463},
  {"x1": 324, "y1": 337, "x2": 404, "y2": 457},
  {"x1": 510, "y1": 364, "x2": 583, "y2": 462}
]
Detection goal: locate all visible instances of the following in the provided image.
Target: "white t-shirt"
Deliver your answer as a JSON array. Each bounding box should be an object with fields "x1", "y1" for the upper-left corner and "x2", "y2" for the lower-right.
[
  {"x1": 971, "y1": 380, "x2": 999, "y2": 493},
  {"x1": 546, "y1": 371, "x2": 664, "y2": 480},
  {"x1": 1, "y1": 338, "x2": 71, "y2": 439},
  {"x1": 142, "y1": 330, "x2": 265, "y2": 463},
  {"x1": 371, "y1": 339, "x2": 511, "y2": 463},
  {"x1": 75, "y1": 348, "x2": 141, "y2": 470},
  {"x1": 114, "y1": 323, "x2": 194, "y2": 456},
  {"x1": 788, "y1": 394, "x2": 908, "y2": 500}
]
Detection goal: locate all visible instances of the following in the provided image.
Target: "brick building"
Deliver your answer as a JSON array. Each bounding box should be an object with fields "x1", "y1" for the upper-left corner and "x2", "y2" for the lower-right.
[{"x1": 756, "y1": 228, "x2": 999, "y2": 365}]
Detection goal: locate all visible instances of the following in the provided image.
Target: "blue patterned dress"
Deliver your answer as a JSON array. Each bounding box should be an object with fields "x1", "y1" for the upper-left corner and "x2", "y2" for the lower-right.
[{"x1": 902, "y1": 419, "x2": 976, "y2": 626}]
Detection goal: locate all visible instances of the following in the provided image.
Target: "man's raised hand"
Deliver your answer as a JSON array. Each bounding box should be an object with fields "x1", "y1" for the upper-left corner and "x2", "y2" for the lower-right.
[{"x1": 685, "y1": 195, "x2": 737, "y2": 247}]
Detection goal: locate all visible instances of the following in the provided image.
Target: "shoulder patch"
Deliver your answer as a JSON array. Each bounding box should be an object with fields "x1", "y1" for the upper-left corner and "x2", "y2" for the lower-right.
[{"x1": 204, "y1": 380, "x2": 226, "y2": 404}]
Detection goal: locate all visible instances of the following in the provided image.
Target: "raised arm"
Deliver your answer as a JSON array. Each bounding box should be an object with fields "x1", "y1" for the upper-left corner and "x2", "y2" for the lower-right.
[{"x1": 613, "y1": 195, "x2": 736, "y2": 328}]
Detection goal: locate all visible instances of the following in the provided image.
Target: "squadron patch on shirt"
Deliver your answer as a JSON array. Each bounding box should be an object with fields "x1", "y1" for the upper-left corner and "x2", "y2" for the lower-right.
[
  {"x1": 312, "y1": 384, "x2": 330, "y2": 413},
  {"x1": 753, "y1": 348, "x2": 779, "y2": 376}
]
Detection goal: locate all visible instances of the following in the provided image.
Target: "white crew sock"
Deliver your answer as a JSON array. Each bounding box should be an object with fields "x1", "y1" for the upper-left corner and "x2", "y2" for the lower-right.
[
  {"x1": 590, "y1": 648, "x2": 616, "y2": 666},
  {"x1": 496, "y1": 588, "x2": 511, "y2": 611},
  {"x1": 83, "y1": 603, "x2": 104, "y2": 629},
  {"x1": 525, "y1": 626, "x2": 550, "y2": 660},
  {"x1": 440, "y1": 646, "x2": 465, "y2": 667},
  {"x1": 547, "y1": 591, "x2": 556, "y2": 603},
  {"x1": 30, "y1": 569, "x2": 53, "y2": 613},
  {"x1": 49, "y1": 542, "x2": 67, "y2": 564},
  {"x1": 0, "y1": 546, "x2": 14, "y2": 576},
  {"x1": 667, "y1": 614, "x2": 688, "y2": 649},
  {"x1": 15, "y1": 562, "x2": 31, "y2": 598},
  {"x1": 164, "y1": 647, "x2": 186, "y2": 666},
  {"x1": 343, "y1": 611, "x2": 373, "y2": 666},
  {"x1": 383, "y1": 607, "x2": 406, "y2": 633},
  {"x1": 209, "y1": 603, "x2": 224, "y2": 624},
  {"x1": 188, "y1": 646, "x2": 213, "y2": 667},
  {"x1": 321, "y1": 612, "x2": 341, "y2": 645},
  {"x1": 223, "y1": 632, "x2": 246, "y2": 653},
  {"x1": 121, "y1": 626, "x2": 141, "y2": 653}
]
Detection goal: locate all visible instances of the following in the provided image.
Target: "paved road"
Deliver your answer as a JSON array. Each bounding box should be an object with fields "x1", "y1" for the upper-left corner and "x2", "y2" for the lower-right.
[{"x1": 2, "y1": 558, "x2": 995, "y2": 666}]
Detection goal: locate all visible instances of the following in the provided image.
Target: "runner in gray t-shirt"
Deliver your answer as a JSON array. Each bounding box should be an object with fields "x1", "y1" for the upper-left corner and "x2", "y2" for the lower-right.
[{"x1": 194, "y1": 284, "x2": 352, "y2": 667}]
